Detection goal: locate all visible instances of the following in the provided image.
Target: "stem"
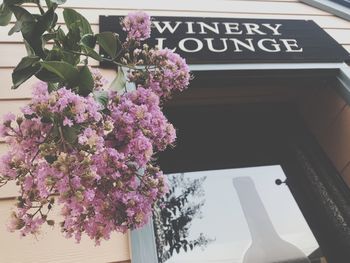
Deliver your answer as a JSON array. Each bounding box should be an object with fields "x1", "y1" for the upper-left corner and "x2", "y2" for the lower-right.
[
  {"x1": 68, "y1": 50, "x2": 142, "y2": 70},
  {"x1": 58, "y1": 125, "x2": 67, "y2": 152},
  {"x1": 0, "y1": 180, "x2": 8, "y2": 188},
  {"x1": 32, "y1": 204, "x2": 44, "y2": 217},
  {"x1": 135, "y1": 172, "x2": 151, "y2": 191},
  {"x1": 31, "y1": 125, "x2": 54, "y2": 163},
  {"x1": 35, "y1": 0, "x2": 45, "y2": 15}
]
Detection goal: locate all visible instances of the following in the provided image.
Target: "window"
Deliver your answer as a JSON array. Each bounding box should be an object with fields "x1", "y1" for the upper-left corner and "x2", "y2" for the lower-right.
[{"x1": 153, "y1": 166, "x2": 327, "y2": 263}]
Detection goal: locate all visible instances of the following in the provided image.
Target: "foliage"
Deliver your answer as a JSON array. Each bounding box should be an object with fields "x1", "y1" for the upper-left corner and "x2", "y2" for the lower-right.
[
  {"x1": 153, "y1": 174, "x2": 214, "y2": 262},
  {"x1": 0, "y1": 0, "x2": 191, "y2": 244}
]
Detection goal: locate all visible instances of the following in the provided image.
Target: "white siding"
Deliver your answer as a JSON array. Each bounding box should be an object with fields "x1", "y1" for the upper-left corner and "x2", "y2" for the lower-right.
[{"x1": 0, "y1": 0, "x2": 349, "y2": 262}]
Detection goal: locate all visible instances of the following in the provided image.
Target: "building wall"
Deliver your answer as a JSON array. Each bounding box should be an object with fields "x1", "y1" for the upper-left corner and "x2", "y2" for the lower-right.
[
  {"x1": 0, "y1": 0, "x2": 349, "y2": 262},
  {"x1": 298, "y1": 85, "x2": 350, "y2": 187}
]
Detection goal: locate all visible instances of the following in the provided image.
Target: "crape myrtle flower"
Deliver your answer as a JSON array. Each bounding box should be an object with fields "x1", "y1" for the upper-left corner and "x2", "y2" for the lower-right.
[
  {"x1": 122, "y1": 11, "x2": 152, "y2": 41},
  {"x1": 0, "y1": 82, "x2": 176, "y2": 244},
  {"x1": 0, "y1": 12, "x2": 190, "y2": 245}
]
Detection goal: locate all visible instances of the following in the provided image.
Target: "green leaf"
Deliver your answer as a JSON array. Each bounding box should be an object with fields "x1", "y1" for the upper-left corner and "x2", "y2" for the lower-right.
[
  {"x1": 93, "y1": 90, "x2": 108, "y2": 109},
  {"x1": 12, "y1": 56, "x2": 41, "y2": 89},
  {"x1": 63, "y1": 8, "x2": 92, "y2": 36},
  {"x1": 23, "y1": 39, "x2": 35, "y2": 56},
  {"x1": 51, "y1": 0, "x2": 67, "y2": 4},
  {"x1": 77, "y1": 66, "x2": 94, "y2": 96},
  {"x1": 63, "y1": 125, "x2": 80, "y2": 144},
  {"x1": 110, "y1": 67, "x2": 126, "y2": 93},
  {"x1": 0, "y1": 4, "x2": 12, "y2": 26},
  {"x1": 96, "y1": 32, "x2": 118, "y2": 59},
  {"x1": 44, "y1": 0, "x2": 59, "y2": 10},
  {"x1": 60, "y1": 50, "x2": 80, "y2": 65},
  {"x1": 40, "y1": 61, "x2": 79, "y2": 86},
  {"x1": 81, "y1": 46, "x2": 102, "y2": 61},
  {"x1": 35, "y1": 68, "x2": 61, "y2": 82},
  {"x1": 42, "y1": 32, "x2": 57, "y2": 43},
  {"x1": 8, "y1": 20, "x2": 22, "y2": 35},
  {"x1": 4, "y1": 0, "x2": 37, "y2": 4},
  {"x1": 15, "y1": 56, "x2": 40, "y2": 71},
  {"x1": 56, "y1": 28, "x2": 65, "y2": 42},
  {"x1": 44, "y1": 155, "x2": 57, "y2": 164},
  {"x1": 48, "y1": 82, "x2": 58, "y2": 92},
  {"x1": 81, "y1": 34, "x2": 96, "y2": 48},
  {"x1": 63, "y1": 23, "x2": 81, "y2": 51},
  {"x1": 46, "y1": 48, "x2": 63, "y2": 61},
  {"x1": 10, "y1": 5, "x2": 35, "y2": 23},
  {"x1": 36, "y1": 6, "x2": 56, "y2": 35},
  {"x1": 10, "y1": 5, "x2": 45, "y2": 57},
  {"x1": 45, "y1": 0, "x2": 54, "y2": 8}
]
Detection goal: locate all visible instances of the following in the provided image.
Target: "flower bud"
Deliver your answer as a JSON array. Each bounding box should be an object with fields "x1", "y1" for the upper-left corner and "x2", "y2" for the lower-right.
[{"x1": 47, "y1": 220, "x2": 55, "y2": 226}]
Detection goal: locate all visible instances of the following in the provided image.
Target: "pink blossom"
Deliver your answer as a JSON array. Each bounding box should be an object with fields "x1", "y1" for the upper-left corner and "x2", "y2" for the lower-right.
[
  {"x1": 63, "y1": 117, "x2": 73, "y2": 127},
  {"x1": 0, "y1": 11, "x2": 189, "y2": 245},
  {"x1": 121, "y1": 11, "x2": 151, "y2": 41},
  {"x1": 147, "y1": 48, "x2": 191, "y2": 99}
]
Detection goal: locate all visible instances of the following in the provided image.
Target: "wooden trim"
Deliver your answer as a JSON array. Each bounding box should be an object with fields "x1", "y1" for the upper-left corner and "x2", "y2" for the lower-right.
[
  {"x1": 130, "y1": 220, "x2": 158, "y2": 263},
  {"x1": 281, "y1": 122, "x2": 350, "y2": 262},
  {"x1": 335, "y1": 65, "x2": 350, "y2": 105},
  {"x1": 188, "y1": 62, "x2": 346, "y2": 71},
  {"x1": 301, "y1": 0, "x2": 350, "y2": 21},
  {"x1": 22, "y1": 1, "x2": 328, "y2": 15}
]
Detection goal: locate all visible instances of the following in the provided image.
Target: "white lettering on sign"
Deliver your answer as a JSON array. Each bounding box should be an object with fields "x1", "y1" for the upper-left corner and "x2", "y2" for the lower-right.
[
  {"x1": 153, "y1": 21, "x2": 182, "y2": 34},
  {"x1": 198, "y1": 22, "x2": 220, "y2": 34},
  {"x1": 185, "y1": 22, "x2": 195, "y2": 34},
  {"x1": 223, "y1": 23, "x2": 243, "y2": 35},
  {"x1": 280, "y1": 39, "x2": 303, "y2": 52},
  {"x1": 262, "y1": 23, "x2": 282, "y2": 36},
  {"x1": 178, "y1": 38, "x2": 203, "y2": 52},
  {"x1": 152, "y1": 20, "x2": 304, "y2": 54},
  {"x1": 244, "y1": 23, "x2": 266, "y2": 35},
  {"x1": 152, "y1": 21, "x2": 283, "y2": 35},
  {"x1": 205, "y1": 38, "x2": 228, "y2": 52},
  {"x1": 230, "y1": 38, "x2": 255, "y2": 52},
  {"x1": 258, "y1": 39, "x2": 281, "y2": 52}
]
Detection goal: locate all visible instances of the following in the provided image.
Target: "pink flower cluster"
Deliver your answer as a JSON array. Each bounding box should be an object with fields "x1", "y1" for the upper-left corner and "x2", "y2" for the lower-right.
[
  {"x1": 147, "y1": 48, "x2": 191, "y2": 99},
  {"x1": 121, "y1": 11, "x2": 152, "y2": 41},
  {"x1": 0, "y1": 12, "x2": 190, "y2": 245},
  {"x1": 0, "y1": 82, "x2": 170, "y2": 244},
  {"x1": 120, "y1": 13, "x2": 191, "y2": 100},
  {"x1": 108, "y1": 87, "x2": 176, "y2": 158},
  {"x1": 127, "y1": 48, "x2": 191, "y2": 100}
]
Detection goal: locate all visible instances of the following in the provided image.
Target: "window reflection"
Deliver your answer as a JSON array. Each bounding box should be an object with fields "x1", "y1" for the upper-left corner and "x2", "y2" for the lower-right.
[{"x1": 153, "y1": 165, "x2": 328, "y2": 263}]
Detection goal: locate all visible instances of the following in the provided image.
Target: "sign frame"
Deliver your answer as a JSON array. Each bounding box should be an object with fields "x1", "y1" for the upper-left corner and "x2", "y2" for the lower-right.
[{"x1": 99, "y1": 16, "x2": 350, "y2": 66}]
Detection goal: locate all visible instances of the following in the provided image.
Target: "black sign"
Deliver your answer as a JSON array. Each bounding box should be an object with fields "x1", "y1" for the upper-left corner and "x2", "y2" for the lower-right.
[{"x1": 100, "y1": 16, "x2": 350, "y2": 65}]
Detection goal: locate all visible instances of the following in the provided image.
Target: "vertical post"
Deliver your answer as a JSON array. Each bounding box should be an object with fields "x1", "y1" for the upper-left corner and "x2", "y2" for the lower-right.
[{"x1": 130, "y1": 219, "x2": 159, "y2": 263}]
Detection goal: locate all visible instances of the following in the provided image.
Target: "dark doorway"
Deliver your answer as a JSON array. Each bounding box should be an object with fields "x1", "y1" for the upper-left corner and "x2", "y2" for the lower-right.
[{"x1": 157, "y1": 102, "x2": 350, "y2": 263}]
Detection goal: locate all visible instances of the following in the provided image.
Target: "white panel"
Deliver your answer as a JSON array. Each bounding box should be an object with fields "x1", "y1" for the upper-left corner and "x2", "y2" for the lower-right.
[
  {"x1": 0, "y1": 100, "x2": 28, "y2": 118},
  {"x1": 22, "y1": 1, "x2": 328, "y2": 15},
  {"x1": 0, "y1": 43, "x2": 27, "y2": 67},
  {"x1": 325, "y1": 29, "x2": 350, "y2": 45},
  {"x1": 5, "y1": 13, "x2": 350, "y2": 32},
  {"x1": 0, "y1": 199, "x2": 130, "y2": 263},
  {"x1": 15, "y1": 7, "x2": 327, "y2": 26}
]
